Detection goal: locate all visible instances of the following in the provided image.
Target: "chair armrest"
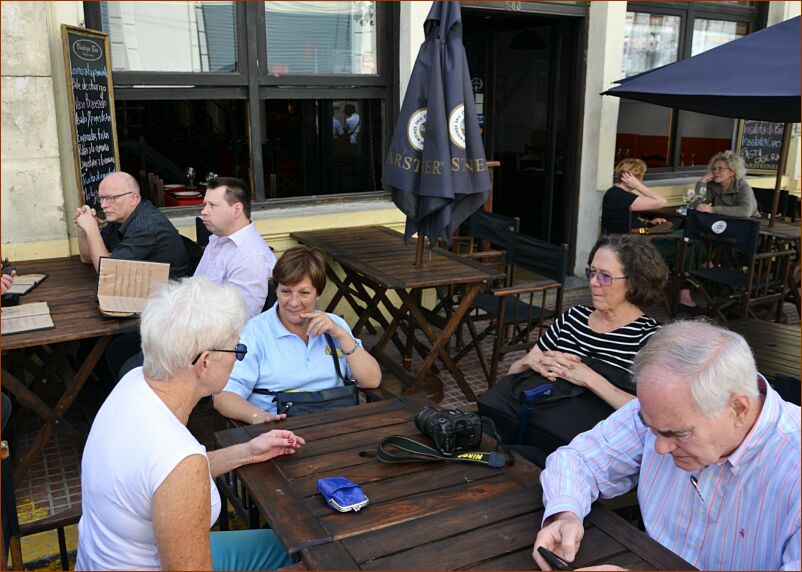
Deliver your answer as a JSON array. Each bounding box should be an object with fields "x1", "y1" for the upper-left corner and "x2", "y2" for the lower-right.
[{"x1": 491, "y1": 280, "x2": 562, "y2": 297}]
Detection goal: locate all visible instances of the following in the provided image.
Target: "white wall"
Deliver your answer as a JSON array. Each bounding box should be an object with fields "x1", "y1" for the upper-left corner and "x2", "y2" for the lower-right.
[
  {"x1": 398, "y1": 2, "x2": 429, "y2": 106},
  {"x1": 573, "y1": 1, "x2": 628, "y2": 276}
]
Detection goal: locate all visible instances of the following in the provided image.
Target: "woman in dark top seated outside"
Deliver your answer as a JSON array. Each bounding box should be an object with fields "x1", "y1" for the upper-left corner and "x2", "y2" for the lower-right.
[
  {"x1": 509, "y1": 234, "x2": 668, "y2": 412},
  {"x1": 601, "y1": 158, "x2": 668, "y2": 234}
]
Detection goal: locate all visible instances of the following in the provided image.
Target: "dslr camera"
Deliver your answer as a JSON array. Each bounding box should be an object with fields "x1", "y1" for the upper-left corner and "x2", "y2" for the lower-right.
[{"x1": 414, "y1": 406, "x2": 482, "y2": 455}]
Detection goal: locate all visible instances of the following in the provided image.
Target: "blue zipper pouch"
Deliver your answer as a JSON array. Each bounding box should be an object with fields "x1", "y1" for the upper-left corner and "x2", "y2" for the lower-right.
[{"x1": 316, "y1": 476, "x2": 369, "y2": 512}]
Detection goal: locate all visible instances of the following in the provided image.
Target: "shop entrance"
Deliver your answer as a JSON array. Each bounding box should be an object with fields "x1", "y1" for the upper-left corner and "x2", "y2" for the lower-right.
[{"x1": 462, "y1": 8, "x2": 584, "y2": 254}]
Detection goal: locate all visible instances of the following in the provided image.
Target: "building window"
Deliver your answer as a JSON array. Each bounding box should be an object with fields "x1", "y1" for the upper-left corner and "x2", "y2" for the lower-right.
[
  {"x1": 616, "y1": 2, "x2": 761, "y2": 175},
  {"x1": 261, "y1": 98, "x2": 383, "y2": 198},
  {"x1": 265, "y1": 2, "x2": 377, "y2": 75},
  {"x1": 85, "y1": 1, "x2": 395, "y2": 206},
  {"x1": 100, "y1": 1, "x2": 238, "y2": 73}
]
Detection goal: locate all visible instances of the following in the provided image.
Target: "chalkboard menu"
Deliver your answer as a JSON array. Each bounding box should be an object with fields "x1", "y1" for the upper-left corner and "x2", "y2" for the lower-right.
[
  {"x1": 735, "y1": 120, "x2": 784, "y2": 173},
  {"x1": 61, "y1": 25, "x2": 119, "y2": 210}
]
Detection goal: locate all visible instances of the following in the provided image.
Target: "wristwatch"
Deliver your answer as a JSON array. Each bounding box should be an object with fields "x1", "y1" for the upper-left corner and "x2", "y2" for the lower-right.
[{"x1": 342, "y1": 339, "x2": 361, "y2": 356}]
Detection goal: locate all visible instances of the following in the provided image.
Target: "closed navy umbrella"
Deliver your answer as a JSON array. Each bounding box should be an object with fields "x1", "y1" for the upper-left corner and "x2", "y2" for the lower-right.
[{"x1": 382, "y1": 1, "x2": 490, "y2": 263}]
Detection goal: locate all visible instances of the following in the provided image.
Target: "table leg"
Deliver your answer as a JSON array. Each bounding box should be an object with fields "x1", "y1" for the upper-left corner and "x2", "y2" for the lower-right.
[
  {"x1": 12, "y1": 336, "x2": 111, "y2": 486},
  {"x1": 398, "y1": 284, "x2": 482, "y2": 402}
]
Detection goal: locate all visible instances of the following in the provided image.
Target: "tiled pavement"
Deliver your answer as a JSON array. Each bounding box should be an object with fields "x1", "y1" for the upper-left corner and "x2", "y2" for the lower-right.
[{"x1": 6, "y1": 282, "x2": 799, "y2": 569}]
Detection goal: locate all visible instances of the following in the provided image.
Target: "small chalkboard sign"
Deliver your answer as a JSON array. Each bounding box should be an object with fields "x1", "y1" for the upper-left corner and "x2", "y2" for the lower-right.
[
  {"x1": 61, "y1": 25, "x2": 120, "y2": 211},
  {"x1": 735, "y1": 120, "x2": 784, "y2": 174}
]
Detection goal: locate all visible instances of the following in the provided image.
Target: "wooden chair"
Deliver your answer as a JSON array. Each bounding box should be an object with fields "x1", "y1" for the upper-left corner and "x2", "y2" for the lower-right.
[
  {"x1": 147, "y1": 172, "x2": 165, "y2": 207},
  {"x1": 680, "y1": 210, "x2": 794, "y2": 322},
  {"x1": 454, "y1": 231, "x2": 568, "y2": 386}
]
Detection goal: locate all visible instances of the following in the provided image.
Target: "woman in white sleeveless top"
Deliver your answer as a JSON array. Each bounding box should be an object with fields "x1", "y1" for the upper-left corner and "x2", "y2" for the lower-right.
[{"x1": 76, "y1": 277, "x2": 305, "y2": 570}]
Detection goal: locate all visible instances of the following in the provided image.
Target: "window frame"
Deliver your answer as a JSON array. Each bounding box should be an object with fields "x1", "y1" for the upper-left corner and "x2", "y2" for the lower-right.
[
  {"x1": 83, "y1": 1, "x2": 398, "y2": 205},
  {"x1": 622, "y1": 1, "x2": 766, "y2": 178}
]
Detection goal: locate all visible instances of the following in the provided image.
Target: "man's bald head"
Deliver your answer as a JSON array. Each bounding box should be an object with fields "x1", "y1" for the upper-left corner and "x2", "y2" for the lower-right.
[{"x1": 98, "y1": 171, "x2": 142, "y2": 223}]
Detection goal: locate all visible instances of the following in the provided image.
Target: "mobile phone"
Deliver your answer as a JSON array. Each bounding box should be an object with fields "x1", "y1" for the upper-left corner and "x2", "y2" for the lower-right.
[{"x1": 537, "y1": 546, "x2": 573, "y2": 571}]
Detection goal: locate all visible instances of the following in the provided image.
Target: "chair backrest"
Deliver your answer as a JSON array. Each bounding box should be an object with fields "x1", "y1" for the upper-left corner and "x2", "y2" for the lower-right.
[
  {"x1": 506, "y1": 231, "x2": 569, "y2": 285},
  {"x1": 261, "y1": 278, "x2": 277, "y2": 313},
  {"x1": 467, "y1": 211, "x2": 521, "y2": 251},
  {"x1": 683, "y1": 210, "x2": 760, "y2": 254},
  {"x1": 181, "y1": 234, "x2": 205, "y2": 275},
  {"x1": 195, "y1": 216, "x2": 212, "y2": 247}
]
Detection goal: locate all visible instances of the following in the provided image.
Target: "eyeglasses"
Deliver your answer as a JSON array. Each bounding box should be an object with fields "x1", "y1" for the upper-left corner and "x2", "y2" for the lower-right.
[
  {"x1": 585, "y1": 267, "x2": 627, "y2": 287},
  {"x1": 98, "y1": 191, "x2": 133, "y2": 205},
  {"x1": 191, "y1": 343, "x2": 248, "y2": 365}
]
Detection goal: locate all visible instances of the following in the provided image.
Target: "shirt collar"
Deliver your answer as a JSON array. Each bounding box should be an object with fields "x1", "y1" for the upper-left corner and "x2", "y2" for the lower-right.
[
  {"x1": 227, "y1": 222, "x2": 254, "y2": 247},
  {"x1": 117, "y1": 200, "x2": 146, "y2": 235},
  {"x1": 723, "y1": 374, "x2": 776, "y2": 472},
  {"x1": 209, "y1": 222, "x2": 253, "y2": 247}
]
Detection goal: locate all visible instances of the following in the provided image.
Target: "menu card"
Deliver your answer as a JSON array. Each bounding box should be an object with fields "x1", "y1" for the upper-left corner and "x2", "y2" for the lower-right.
[
  {"x1": 4, "y1": 273, "x2": 48, "y2": 296},
  {"x1": 1, "y1": 301, "x2": 55, "y2": 335},
  {"x1": 97, "y1": 258, "x2": 170, "y2": 317}
]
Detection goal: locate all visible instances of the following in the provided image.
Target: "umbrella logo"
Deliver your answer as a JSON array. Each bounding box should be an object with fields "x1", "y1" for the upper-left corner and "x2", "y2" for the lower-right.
[
  {"x1": 711, "y1": 220, "x2": 728, "y2": 234},
  {"x1": 448, "y1": 104, "x2": 466, "y2": 150},
  {"x1": 407, "y1": 107, "x2": 427, "y2": 152}
]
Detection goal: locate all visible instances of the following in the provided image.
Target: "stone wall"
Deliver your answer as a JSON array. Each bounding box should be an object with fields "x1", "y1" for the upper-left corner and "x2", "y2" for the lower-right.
[{"x1": 1, "y1": 2, "x2": 71, "y2": 259}]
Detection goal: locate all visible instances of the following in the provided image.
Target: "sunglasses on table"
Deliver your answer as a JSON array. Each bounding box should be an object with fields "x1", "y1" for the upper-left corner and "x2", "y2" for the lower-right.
[
  {"x1": 191, "y1": 343, "x2": 248, "y2": 365},
  {"x1": 585, "y1": 267, "x2": 627, "y2": 287}
]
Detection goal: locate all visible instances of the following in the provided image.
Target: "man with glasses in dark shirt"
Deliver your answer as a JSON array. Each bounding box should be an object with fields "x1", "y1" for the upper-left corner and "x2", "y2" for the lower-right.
[{"x1": 74, "y1": 171, "x2": 189, "y2": 279}]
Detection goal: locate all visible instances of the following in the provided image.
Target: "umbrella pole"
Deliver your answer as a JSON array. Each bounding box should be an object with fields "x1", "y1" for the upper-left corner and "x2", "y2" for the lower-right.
[
  {"x1": 769, "y1": 122, "x2": 792, "y2": 228},
  {"x1": 414, "y1": 233, "x2": 426, "y2": 267}
]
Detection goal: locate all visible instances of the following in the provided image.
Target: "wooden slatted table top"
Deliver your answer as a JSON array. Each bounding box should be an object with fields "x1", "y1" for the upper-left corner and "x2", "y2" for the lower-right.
[
  {"x1": 728, "y1": 319, "x2": 801, "y2": 381},
  {"x1": 291, "y1": 226, "x2": 506, "y2": 290},
  {"x1": 1, "y1": 256, "x2": 138, "y2": 351},
  {"x1": 215, "y1": 397, "x2": 695, "y2": 570}
]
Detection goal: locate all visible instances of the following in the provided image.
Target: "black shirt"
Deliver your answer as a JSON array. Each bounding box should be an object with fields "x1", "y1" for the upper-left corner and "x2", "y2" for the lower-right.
[
  {"x1": 101, "y1": 200, "x2": 190, "y2": 279},
  {"x1": 601, "y1": 185, "x2": 644, "y2": 234}
]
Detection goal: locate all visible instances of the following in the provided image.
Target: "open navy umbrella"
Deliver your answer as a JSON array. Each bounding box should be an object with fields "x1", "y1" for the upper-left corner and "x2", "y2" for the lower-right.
[
  {"x1": 382, "y1": 1, "x2": 490, "y2": 263},
  {"x1": 603, "y1": 16, "x2": 800, "y2": 122},
  {"x1": 603, "y1": 16, "x2": 800, "y2": 224}
]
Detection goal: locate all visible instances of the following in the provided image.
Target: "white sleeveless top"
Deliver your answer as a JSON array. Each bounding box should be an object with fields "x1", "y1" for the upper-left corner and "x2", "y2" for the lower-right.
[{"x1": 76, "y1": 367, "x2": 220, "y2": 570}]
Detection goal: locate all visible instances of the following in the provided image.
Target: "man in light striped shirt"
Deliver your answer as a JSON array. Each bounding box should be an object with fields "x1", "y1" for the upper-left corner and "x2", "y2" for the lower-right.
[{"x1": 534, "y1": 320, "x2": 800, "y2": 571}]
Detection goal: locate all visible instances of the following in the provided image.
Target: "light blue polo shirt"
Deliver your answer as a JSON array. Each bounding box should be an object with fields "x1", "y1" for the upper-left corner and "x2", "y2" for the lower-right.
[{"x1": 222, "y1": 305, "x2": 358, "y2": 414}]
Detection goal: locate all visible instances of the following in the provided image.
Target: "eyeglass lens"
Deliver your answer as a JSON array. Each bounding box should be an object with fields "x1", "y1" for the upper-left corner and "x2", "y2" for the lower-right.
[{"x1": 585, "y1": 267, "x2": 612, "y2": 286}]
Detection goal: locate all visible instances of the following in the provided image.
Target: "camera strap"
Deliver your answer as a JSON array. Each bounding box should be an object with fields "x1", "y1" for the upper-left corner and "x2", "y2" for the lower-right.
[{"x1": 377, "y1": 436, "x2": 508, "y2": 468}]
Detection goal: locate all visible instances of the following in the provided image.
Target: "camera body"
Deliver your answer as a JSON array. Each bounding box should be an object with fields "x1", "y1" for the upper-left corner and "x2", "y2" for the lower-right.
[{"x1": 414, "y1": 406, "x2": 482, "y2": 455}]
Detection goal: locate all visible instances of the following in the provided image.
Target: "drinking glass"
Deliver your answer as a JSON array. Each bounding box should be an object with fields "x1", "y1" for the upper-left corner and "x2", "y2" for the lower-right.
[
  {"x1": 696, "y1": 184, "x2": 707, "y2": 205},
  {"x1": 685, "y1": 188, "x2": 695, "y2": 206}
]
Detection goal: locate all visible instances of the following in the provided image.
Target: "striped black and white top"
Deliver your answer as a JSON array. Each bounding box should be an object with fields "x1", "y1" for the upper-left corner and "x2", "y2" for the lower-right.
[{"x1": 537, "y1": 305, "x2": 660, "y2": 374}]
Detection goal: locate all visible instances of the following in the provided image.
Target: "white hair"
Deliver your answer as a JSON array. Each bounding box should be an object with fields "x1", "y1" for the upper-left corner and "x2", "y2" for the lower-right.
[
  {"x1": 708, "y1": 150, "x2": 747, "y2": 180},
  {"x1": 633, "y1": 320, "x2": 758, "y2": 418},
  {"x1": 140, "y1": 277, "x2": 248, "y2": 380}
]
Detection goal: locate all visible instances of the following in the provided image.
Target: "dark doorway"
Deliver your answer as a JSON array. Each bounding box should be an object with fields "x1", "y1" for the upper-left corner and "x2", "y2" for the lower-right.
[{"x1": 462, "y1": 9, "x2": 583, "y2": 251}]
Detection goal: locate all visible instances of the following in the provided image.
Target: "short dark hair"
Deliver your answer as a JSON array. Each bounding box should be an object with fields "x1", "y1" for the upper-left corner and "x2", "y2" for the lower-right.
[
  {"x1": 344, "y1": 103, "x2": 356, "y2": 116},
  {"x1": 272, "y1": 245, "x2": 327, "y2": 293},
  {"x1": 207, "y1": 177, "x2": 251, "y2": 219},
  {"x1": 588, "y1": 234, "x2": 668, "y2": 308}
]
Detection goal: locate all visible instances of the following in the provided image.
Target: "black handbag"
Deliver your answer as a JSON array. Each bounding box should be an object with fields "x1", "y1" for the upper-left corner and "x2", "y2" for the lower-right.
[
  {"x1": 252, "y1": 334, "x2": 359, "y2": 417},
  {"x1": 477, "y1": 355, "x2": 633, "y2": 457}
]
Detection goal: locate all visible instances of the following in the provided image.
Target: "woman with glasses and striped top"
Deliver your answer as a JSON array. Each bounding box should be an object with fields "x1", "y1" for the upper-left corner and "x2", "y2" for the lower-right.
[{"x1": 508, "y1": 235, "x2": 668, "y2": 450}]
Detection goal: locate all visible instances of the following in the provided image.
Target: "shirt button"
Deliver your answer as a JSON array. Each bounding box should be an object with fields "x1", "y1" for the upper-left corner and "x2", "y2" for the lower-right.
[{"x1": 688, "y1": 541, "x2": 696, "y2": 549}]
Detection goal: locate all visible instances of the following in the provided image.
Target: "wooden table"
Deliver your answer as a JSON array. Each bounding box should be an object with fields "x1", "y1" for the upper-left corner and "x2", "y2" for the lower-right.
[
  {"x1": 728, "y1": 319, "x2": 800, "y2": 381},
  {"x1": 291, "y1": 226, "x2": 506, "y2": 402},
  {"x1": 214, "y1": 397, "x2": 695, "y2": 570},
  {"x1": 1, "y1": 256, "x2": 138, "y2": 484}
]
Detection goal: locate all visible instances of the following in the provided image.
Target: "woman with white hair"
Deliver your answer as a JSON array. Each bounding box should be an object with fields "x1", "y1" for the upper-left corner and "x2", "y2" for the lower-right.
[
  {"x1": 695, "y1": 150, "x2": 758, "y2": 217},
  {"x1": 76, "y1": 277, "x2": 305, "y2": 571}
]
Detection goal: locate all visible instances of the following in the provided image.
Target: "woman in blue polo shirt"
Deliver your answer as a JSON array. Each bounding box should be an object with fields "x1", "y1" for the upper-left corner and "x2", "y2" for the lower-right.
[{"x1": 213, "y1": 245, "x2": 382, "y2": 425}]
